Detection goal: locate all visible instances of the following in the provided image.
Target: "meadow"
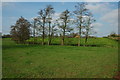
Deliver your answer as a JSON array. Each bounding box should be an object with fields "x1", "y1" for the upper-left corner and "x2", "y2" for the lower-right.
[
  {"x1": 2, "y1": 38, "x2": 118, "y2": 78},
  {"x1": 27, "y1": 37, "x2": 118, "y2": 47}
]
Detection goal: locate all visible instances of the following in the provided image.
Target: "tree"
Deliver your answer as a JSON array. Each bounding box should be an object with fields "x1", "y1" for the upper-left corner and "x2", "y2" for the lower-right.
[
  {"x1": 38, "y1": 8, "x2": 47, "y2": 45},
  {"x1": 57, "y1": 9, "x2": 72, "y2": 45},
  {"x1": 83, "y1": 12, "x2": 96, "y2": 43},
  {"x1": 74, "y1": 3, "x2": 88, "y2": 46},
  {"x1": 49, "y1": 22, "x2": 58, "y2": 45},
  {"x1": 31, "y1": 17, "x2": 38, "y2": 44},
  {"x1": 2, "y1": 34, "x2": 11, "y2": 38},
  {"x1": 38, "y1": 5, "x2": 55, "y2": 45},
  {"x1": 45, "y1": 5, "x2": 55, "y2": 45},
  {"x1": 108, "y1": 32, "x2": 118, "y2": 37},
  {"x1": 31, "y1": 17, "x2": 42, "y2": 44},
  {"x1": 10, "y1": 16, "x2": 31, "y2": 43}
]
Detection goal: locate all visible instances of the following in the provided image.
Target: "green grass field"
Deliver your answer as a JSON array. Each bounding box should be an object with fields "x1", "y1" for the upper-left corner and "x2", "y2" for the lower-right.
[
  {"x1": 2, "y1": 38, "x2": 118, "y2": 78},
  {"x1": 27, "y1": 37, "x2": 118, "y2": 47}
]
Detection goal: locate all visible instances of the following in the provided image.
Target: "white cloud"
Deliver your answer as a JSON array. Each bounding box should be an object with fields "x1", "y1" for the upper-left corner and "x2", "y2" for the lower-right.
[
  {"x1": 53, "y1": 13, "x2": 60, "y2": 18},
  {"x1": 93, "y1": 22, "x2": 103, "y2": 27},
  {"x1": 100, "y1": 9, "x2": 118, "y2": 24},
  {"x1": 86, "y1": 3, "x2": 112, "y2": 15},
  {"x1": 52, "y1": 13, "x2": 60, "y2": 22},
  {"x1": 92, "y1": 22, "x2": 103, "y2": 33},
  {"x1": 86, "y1": 3, "x2": 118, "y2": 35},
  {"x1": 99, "y1": 9, "x2": 118, "y2": 34}
]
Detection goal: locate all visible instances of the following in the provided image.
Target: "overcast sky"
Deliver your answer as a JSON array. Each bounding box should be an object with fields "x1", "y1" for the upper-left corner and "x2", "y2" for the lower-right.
[{"x1": 1, "y1": 1, "x2": 119, "y2": 37}]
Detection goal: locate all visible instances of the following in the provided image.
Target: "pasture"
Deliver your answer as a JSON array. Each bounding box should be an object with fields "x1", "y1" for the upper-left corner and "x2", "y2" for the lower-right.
[{"x1": 2, "y1": 38, "x2": 118, "y2": 78}]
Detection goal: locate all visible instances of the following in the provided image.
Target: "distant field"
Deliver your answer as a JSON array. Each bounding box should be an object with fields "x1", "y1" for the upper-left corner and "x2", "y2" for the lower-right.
[
  {"x1": 27, "y1": 37, "x2": 118, "y2": 47},
  {"x1": 2, "y1": 38, "x2": 118, "y2": 78}
]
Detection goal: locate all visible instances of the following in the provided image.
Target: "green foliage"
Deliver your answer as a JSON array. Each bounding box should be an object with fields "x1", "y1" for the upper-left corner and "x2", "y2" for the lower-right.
[{"x1": 10, "y1": 16, "x2": 31, "y2": 43}]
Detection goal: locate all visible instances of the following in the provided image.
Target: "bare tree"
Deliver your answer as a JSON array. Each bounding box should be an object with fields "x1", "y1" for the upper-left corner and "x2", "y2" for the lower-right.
[
  {"x1": 49, "y1": 23, "x2": 58, "y2": 44},
  {"x1": 46, "y1": 5, "x2": 55, "y2": 45},
  {"x1": 57, "y1": 9, "x2": 72, "y2": 45},
  {"x1": 74, "y1": 3, "x2": 88, "y2": 46},
  {"x1": 83, "y1": 12, "x2": 96, "y2": 43},
  {"x1": 31, "y1": 17, "x2": 38, "y2": 44},
  {"x1": 38, "y1": 5, "x2": 55, "y2": 45},
  {"x1": 38, "y1": 9, "x2": 47, "y2": 45}
]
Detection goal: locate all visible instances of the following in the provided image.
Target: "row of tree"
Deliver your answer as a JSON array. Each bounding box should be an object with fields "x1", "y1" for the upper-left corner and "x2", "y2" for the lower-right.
[{"x1": 10, "y1": 3, "x2": 96, "y2": 46}]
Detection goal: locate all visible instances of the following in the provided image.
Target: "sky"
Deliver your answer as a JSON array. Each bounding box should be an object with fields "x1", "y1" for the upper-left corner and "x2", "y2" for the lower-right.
[
  {"x1": 1, "y1": 0, "x2": 120, "y2": 2},
  {"x1": 1, "y1": 1, "x2": 119, "y2": 37}
]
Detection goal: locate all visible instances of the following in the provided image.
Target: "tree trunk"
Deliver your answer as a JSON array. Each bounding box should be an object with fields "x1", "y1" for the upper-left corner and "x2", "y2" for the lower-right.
[
  {"x1": 62, "y1": 21, "x2": 66, "y2": 45},
  {"x1": 85, "y1": 31, "x2": 88, "y2": 43},
  {"x1": 33, "y1": 21, "x2": 35, "y2": 44},
  {"x1": 85, "y1": 35, "x2": 88, "y2": 43},
  {"x1": 48, "y1": 22, "x2": 51, "y2": 45},
  {"x1": 61, "y1": 37, "x2": 64, "y2": 45},
  {"x1": 78, "y1": 27, "x2": 81, "y2": 46},
  {"x1": 42, "y1": 20, "x2": 45, "y2": 45},
  {"x1": 50, "y1": 30, "x2": 53, "y2": 45}
]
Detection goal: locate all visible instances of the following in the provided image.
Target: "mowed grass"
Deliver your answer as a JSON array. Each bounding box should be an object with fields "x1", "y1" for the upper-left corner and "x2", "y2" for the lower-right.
[{"x1": 2, "y1": 38, "x2": 118, "y2": 78}]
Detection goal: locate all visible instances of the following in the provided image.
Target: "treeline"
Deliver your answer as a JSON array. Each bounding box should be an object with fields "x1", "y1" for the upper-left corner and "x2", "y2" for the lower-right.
[{"x1": 10, "y1": 3, "x2": 96, "y2": 46}]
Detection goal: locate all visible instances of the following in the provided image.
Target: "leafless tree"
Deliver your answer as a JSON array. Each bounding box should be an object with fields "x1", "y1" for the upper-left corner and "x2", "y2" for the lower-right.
[
  {"x1": 38, "y1": 5, "x2": 55, "y2": 45},
  {"x1": 83, "y1": 12, "x2": 96, "y2": 43},
  {"x1": 57, "y1": 9, "x2": 72, "y2": 45},
  {"x1": 46, "y1": 5, "x2": 55, "y2": 45},
  {"x1": 74, "y1": 3, "x2": 88, "y2": 46}
]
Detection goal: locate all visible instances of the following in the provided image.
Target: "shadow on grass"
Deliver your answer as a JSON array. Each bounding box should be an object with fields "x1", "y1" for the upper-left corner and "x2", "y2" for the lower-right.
[
  {"x1": 2, "y1": 43, "x2": 103, "y2": 50},
  {"x1": 2, "y1": 43, "x2": 40, "y2": 50},
  {"x1": 2, "y1": 39, "x2": 117, "y2": 50}
]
